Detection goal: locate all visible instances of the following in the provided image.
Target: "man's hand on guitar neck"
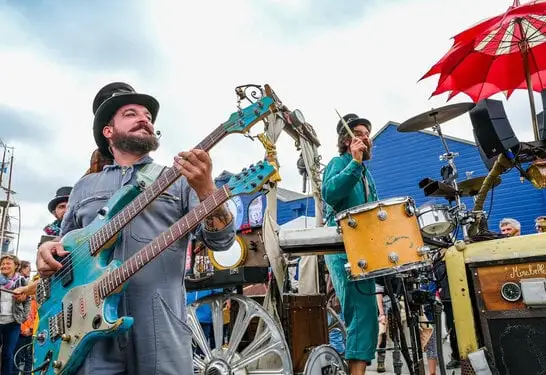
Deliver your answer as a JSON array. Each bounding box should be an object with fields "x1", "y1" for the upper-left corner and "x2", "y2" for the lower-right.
[
  {"x1": 37, "y1": 241, "x2": 69, "y2": 277},
  {"x1": 173, "y1": 149, "x2": 232, "y2": 231},
  {"x1": 174, "y1": 149, "x2": 216, "y2": 201}
]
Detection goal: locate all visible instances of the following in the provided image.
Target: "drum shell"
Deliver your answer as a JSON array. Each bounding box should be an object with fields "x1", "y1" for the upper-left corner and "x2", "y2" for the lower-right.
[
  {"x1": 416, "y1": 205, "x2": 454, "y2": 238},
  {"x1": 336, "y1": 197, "x2": 427, "y2": 279}
]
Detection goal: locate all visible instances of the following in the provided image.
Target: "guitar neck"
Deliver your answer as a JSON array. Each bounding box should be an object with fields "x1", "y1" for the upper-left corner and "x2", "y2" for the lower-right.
[
  {"x1": 90, "y1": 124, "x2": 228, "y2": 255},
  {"x1": 97, "y1": 186, "x2": 231, "y2": 297}
]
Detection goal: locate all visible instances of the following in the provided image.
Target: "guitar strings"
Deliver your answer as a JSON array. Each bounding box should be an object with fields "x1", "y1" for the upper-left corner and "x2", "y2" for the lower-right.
[
  {"x1": 46, "y1": 187, "x2": 229, "y2": 293},
  {"x1": 44, "y1": 108, "x2": 266, "y2": 290},
  {"x1": 45, "y1": 120, "x2": 233, "y2": 283}
]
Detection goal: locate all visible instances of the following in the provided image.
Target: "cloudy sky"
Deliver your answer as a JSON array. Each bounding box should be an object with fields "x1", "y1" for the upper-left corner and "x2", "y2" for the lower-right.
[{"x1": 0, "y1": 0, "x2": 540, "y2": 266}]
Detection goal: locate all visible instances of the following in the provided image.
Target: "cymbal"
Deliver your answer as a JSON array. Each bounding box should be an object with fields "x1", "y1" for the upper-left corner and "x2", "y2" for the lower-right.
[
  {"x1": 398, "y1": 103, "x2": 476, "y2": 132},
  {"x1": 458, "y1": 175, "x2": 501, "y2": 196}
]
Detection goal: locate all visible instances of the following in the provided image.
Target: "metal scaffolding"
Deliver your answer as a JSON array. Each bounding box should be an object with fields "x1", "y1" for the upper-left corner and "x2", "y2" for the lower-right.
[{"x1": 0, "y1": 139, "x2": 20, "y2": 255}]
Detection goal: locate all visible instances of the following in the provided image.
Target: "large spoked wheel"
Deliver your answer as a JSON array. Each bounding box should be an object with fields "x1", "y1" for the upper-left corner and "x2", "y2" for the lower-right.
[
  {"x1": 188, "y1": 294, "x2": 293, "y2": 375},
  {"x1": 303, "y1": 345, "x2": 347, "y2": 375}
]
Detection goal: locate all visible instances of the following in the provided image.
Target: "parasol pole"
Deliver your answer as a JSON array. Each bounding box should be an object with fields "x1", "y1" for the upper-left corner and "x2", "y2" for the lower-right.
[{"x1": 517, "y1": 18, "x2": 540, "y2": 141}]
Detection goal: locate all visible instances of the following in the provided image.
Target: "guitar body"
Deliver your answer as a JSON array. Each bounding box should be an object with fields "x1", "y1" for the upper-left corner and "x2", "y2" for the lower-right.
[{"x1": 34, "y1": 185, "x2": 139, "y2": 375}]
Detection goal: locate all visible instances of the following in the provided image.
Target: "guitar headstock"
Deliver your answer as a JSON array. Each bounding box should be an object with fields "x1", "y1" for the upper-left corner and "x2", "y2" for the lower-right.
[
  {"x1": 223, "y1": 96, "x2": 275, "y2": 134},
  {"x1": 227, "y1": 160, "x2": 277, "y2": 196}
]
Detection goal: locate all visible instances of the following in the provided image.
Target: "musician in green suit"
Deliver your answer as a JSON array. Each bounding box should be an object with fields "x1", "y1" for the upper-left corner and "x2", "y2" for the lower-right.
[{"x1": 323, "y1": 113, "x2": 378, "y2": 375}]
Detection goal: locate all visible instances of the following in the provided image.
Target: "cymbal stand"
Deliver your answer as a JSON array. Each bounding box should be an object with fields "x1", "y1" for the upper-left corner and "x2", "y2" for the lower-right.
[{"x1": 431, "y1": 120, "x2": 469, "y2": 240}]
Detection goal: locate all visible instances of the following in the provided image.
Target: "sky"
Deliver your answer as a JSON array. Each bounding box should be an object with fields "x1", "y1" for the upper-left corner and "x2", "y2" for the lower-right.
[{"x1": 0, "y1": 0, "x2": 542, "y2": 267}]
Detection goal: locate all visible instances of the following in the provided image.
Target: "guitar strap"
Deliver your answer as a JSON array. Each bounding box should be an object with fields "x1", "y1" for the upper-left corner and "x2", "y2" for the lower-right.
[{"x1": 136, "y1": 162, "x2": 167, "y2": 189}]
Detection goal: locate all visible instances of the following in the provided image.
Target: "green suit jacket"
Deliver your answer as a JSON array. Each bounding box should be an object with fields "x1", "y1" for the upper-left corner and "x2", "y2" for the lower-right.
[{"x1": 322, "y1": 152, "x2": 378, "y2": 261}]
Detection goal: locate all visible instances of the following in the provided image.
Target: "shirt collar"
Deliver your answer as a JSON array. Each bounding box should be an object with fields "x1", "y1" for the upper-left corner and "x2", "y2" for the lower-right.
[{"x1": 103, "y1": 155, "x2": 154, "y2": 171}]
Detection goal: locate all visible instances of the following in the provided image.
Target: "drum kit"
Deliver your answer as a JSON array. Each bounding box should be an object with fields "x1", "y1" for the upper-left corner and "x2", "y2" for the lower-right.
[
  {"x1": 337, "y1": 101, "x2": 501, "y2": 281},
  {"x1": 333, "y1": 102, "x2": 501, "y2": 375}
]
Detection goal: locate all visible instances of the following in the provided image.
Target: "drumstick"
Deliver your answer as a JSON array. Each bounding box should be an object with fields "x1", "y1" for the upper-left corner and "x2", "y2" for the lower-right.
[{"x1": 335, "y1": 109, "x2": 356, "y2": 139}]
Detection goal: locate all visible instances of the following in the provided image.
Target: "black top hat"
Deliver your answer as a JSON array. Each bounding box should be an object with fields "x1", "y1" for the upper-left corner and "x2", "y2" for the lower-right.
[
  {"x1": 92, "y1": 82, "x2": 160, "y2": 158},
  {"x1": 48, "y1": 186, "x2": 73, "y2": 213},
  {"x1": 336, "y1": 113, "x2": 372, "y2": 135}
]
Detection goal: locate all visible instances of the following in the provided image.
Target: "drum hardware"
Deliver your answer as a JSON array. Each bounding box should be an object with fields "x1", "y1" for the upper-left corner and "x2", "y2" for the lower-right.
[
  {"x1": 346, "y1": 214, "x2": 357, "y2": 228},
  {"x1": 357, "y1": 259, "x2": 368, "y2": 270},
  {"x1": 400, "y1": 103, "x2": 484, "y2": 240},
  {"x1": 416, "y1": 246, "x2": 431, "y2": 256},
  {"x1": 389, "y1": 252, "x2": 400, "y2": 264},
  {"x1": 405, "y1": 202, "x2": 416, "y2": 216}
]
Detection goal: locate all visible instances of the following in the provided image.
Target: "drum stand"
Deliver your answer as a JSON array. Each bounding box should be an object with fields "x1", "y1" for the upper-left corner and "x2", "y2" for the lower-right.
[
  {"x1": 431, "y1": 122, "x2": 470, "y2": 240},
  {"x1": 382, "y1": 275, "x2": 426, "y2": 375}
]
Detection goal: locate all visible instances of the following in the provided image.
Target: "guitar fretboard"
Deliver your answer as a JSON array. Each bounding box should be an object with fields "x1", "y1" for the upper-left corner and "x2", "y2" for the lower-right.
[
  {"x1": 97, "y1": 186, "x2": 231, "y2": 297},
  {"x1": 88, "y1": 124, "x2": 227, "y2": 255}
]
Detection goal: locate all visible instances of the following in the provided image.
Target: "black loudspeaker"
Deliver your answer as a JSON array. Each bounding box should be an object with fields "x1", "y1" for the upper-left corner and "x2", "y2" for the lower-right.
[
  {"x1": 469, "y1": 99, "x2": 520, "y2": 159},
  {"x1": 473, "y1": 129, "x2": 497, "y2": 170}
]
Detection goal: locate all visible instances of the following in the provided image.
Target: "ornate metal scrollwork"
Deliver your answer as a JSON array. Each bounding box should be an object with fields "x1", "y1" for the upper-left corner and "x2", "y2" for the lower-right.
[{"x1": 235, "y1": 84, "x2": 264, "y2": 106}]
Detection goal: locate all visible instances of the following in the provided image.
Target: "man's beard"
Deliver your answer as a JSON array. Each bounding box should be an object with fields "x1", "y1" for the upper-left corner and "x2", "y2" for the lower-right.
[{"x1": 111, "y1": 129, "x2": 159, "y2": 156}]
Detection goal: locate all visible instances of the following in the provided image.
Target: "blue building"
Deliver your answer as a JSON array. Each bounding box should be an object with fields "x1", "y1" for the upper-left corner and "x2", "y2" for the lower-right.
[{"x1": 367, "y1": 122, "x2": 546, "y2": 235}]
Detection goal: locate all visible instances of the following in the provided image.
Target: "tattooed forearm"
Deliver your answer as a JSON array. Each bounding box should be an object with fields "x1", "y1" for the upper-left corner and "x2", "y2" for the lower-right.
[{"x1": 204, "y1": 204, "x2": 233, "y2": 231}]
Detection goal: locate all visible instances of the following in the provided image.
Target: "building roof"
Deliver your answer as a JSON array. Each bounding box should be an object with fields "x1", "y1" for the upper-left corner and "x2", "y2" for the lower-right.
[
  {"x1": 373, "y1": 121, "x2": 476, "y2": 146},
  {"x1": 276, "y1": 187, "x2": 310, "y2": 202}
]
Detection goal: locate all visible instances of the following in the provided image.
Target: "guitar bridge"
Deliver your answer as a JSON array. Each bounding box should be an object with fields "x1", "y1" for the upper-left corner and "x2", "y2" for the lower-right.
[{"x1": 48, "y1": 310, "x2": 65, "y2": 341}]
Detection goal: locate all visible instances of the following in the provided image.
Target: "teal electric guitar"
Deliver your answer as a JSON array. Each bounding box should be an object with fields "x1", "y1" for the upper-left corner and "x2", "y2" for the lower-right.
[
  {"x1": 32, "y1": 97, "x2": 275, "y2": 374},
  {"x1": 32, "y1": 160, "x2": 277, "y2": 375}
]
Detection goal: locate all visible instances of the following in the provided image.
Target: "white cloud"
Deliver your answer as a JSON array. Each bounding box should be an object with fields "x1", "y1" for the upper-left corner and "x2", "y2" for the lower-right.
[{"x1": 1, "y1": 0, "x2": 542, "y2": 263}]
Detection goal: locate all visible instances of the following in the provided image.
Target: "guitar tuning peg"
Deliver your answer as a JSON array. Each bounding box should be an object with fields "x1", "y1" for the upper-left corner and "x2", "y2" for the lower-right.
[
  {"x1": 253, "y1": 109, "x2": 260, "y2": 116},
  {"x1": 257, "y1": 102, "x2": 264, "y2": 108},
  {"x1": 250, "y1": 182, "x2": 257, "y2": 188},
  {"x1": 257, "y1": 174, "x2": 263, "y2": 179}
]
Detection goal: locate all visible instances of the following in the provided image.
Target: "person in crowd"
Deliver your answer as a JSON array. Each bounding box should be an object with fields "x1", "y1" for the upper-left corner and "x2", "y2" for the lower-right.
[{"x1": 499, "y1": 218, "x2": 521, "y2": 237}]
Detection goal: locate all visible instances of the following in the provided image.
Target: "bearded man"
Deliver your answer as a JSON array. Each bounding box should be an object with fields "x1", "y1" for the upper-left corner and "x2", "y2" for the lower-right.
[{"x1": 36, "y1": 82, "x2": 235, "y2": 375}]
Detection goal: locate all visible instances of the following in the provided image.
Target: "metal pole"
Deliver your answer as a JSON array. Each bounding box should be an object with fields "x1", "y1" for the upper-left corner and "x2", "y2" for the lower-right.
[
  {"x1": 15, "y1": 205, "x2": 20, "y2": 256},
  {"x1": 0, "y1": 149, "x2": 14, "y2": 254},
  {"x1": 517, "y1": 18, "x2": 540, "y2": 141},
  {"x1": 0, "y1": 141, "x2": 7, "y2": 189}
]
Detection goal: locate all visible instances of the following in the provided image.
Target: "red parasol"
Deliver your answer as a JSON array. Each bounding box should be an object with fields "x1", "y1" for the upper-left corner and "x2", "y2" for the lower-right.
[{"x1": 421, "y1": 0, "x2": 546, "y2": 140}]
